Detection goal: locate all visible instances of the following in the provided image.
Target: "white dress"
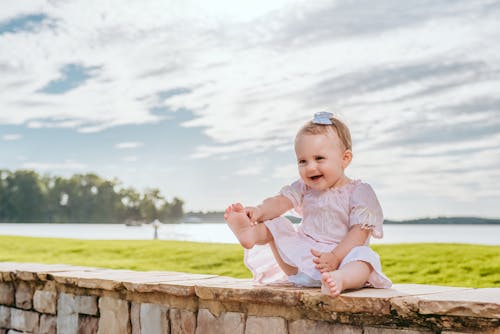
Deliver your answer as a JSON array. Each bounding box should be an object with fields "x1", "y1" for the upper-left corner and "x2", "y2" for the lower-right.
[{"x1": 244, "y1": 179, "x2": 392, "y2": 288}]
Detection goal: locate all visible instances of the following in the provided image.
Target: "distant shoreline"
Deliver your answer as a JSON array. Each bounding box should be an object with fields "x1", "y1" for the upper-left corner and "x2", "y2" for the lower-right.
[
  {"x1": 384, "y1": 221, "x2": 500, "y2": 225},
  {"x1": 384, "y1": 217, "x2": 500, "y2": 225}
]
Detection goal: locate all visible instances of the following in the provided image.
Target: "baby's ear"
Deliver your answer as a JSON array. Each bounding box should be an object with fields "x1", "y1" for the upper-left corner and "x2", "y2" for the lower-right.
[{"x1": 342, "y1": 150, "x2": 353, "y2": 168}]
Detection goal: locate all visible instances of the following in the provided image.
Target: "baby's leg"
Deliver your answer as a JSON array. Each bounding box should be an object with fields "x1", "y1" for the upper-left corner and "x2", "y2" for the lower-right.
[
  {"x1": 225, "y1": 203, "x2": 272, "y2": 249},
  {"x1": 269, "y1": 241, "x2": 298, "y2": 276},
  {"x1": 321, "y1": 261, "x2": 372, "y2": 297}
]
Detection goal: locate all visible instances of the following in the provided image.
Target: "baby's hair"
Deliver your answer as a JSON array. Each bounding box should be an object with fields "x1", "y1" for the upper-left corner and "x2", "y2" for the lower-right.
[{"x1": 297, "y1": 117, "x2": 352, "y2": 151}]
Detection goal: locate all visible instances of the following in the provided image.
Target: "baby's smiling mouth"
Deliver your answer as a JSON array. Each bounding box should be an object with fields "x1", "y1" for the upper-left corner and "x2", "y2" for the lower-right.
[{"x1": 310, "y1": 175, "x2": 323, "y2": 181}]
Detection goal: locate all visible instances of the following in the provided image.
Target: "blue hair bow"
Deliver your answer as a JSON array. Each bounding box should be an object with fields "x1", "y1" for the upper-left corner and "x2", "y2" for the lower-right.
[{"x1": 312, "y1": 111, "x2": 334, "y2": 125}]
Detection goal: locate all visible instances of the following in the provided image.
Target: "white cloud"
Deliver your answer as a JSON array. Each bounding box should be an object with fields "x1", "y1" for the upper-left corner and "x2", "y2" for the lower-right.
[
  {"x1": 1, "y1": 0, "x2": 498, "y2": 148},
  {"x1": 2, "y1": 133, "x2": 22, "y2": 141},
  {"x1": 115, "y1": 142, "x2": 144, "y2": 149}
]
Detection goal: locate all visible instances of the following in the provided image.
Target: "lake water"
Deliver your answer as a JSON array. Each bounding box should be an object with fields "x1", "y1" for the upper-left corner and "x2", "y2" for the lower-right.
[{"x1": 0, "y1": 223, "x2": 499, "y2": 245}]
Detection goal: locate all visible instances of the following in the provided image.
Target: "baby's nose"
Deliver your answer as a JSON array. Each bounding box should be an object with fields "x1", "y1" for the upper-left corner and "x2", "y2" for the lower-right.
[{"x1": 305, "y1": 162, "x2": 317, "y2": 171}]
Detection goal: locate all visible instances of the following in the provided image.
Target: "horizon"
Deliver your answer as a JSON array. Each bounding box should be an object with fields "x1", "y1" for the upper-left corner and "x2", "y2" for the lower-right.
[{"x1": 1, "y1": 1, "x2": 500, "y2": 220}]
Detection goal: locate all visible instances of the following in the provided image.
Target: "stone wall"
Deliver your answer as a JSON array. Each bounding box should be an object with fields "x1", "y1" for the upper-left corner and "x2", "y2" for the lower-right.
[{"x1": 0, "y1": 262, "x2": 498, "y2": 334}]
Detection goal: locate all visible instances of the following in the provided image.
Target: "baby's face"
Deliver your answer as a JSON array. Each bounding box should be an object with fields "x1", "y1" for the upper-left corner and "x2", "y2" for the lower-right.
[{"x1": 294, "y1": 132, "x2": 351, "y2": 191}]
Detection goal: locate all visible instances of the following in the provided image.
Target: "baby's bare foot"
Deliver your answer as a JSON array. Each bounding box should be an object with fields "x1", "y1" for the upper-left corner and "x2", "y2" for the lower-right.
[
  {"x1": 224, "y1": 203, "x2": 245, "y2": 220},
  {"x1": 225, "y1": 203, "x2": 255, "y2": 249},
  {"x1": 321, "y1": 271, "x2": 344, "y2": 298}
]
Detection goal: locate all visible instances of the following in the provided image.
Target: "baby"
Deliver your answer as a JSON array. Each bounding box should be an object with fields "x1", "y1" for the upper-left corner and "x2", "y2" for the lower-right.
[{"x1": 225, "y1": 112, "x2": 391, "y2": 297}]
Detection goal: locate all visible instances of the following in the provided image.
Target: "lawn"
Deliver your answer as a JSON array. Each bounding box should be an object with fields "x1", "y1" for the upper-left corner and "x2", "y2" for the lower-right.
[{"x1": 1, "y1": 235, "x2": 498, "y2": 287}]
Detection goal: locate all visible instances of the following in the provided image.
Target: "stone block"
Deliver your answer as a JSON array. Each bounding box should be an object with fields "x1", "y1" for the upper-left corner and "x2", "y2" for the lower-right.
[
  {"x1": 195, "y1": 277, "x2": 299, "y2": 306},
  {"x1": 417, "y1": 288, "x2": 500, "y2": 318},
  {"x1": 58, "y1": 293, "x2": 78, "y2": 334},
  {"x1": 140, "y1": 303, "x2": 169, "y2": 334},
  {"x1": 442, "y1": 331, "x2": 500, "y2": 334},
  {"x1": 42, "y1": 280, "x2": 57, "y2": 292},
  {"x1": 58, "y1": 293, "x2": 77, "y2": 315},
  {"x1": 170, "y1": 308, "x2": 196, "y2": 334},
  {"x1": 97, "y1": 296, "x2": 130, "y2": 334},
  {"x1": 76, "y1": 295, "x2": 98, "y2": 315},
  {"x1": 245, "y1": 316, "x2": 287, "y2": 334},
  {"x1": 10, "y1": 308, "x2": 39, "y2": 333},
  {"x1": 39, "y1": 314, "x2": 57, "y2": 334},
  {"x1": 0, "y1": 306, "x2": 10, "y2": 328},
  {"x1": 289, "y1": 319, "x2": 362, "y2": 334},
  {"x1": 34, "y1": 290, "x2": 57, "y2": 314},
  {"x1": 195, "y1": 309, "x2": 244, "y2": 334},
  {"x1": 15, "y1": 281, "x2": 33, "y2": 310},
  {"x1": 52, "y1": 269, "x2": 140, "y2": 291},
  {"x1": 7, "y1": 330, "x2": 23, "y2": 334},
  {"x1": 0, "y1": 272, "x2": 11, "y2": 283},
  {"x1": 122, "y1": 272, "x2": 216, "y2": 296},
  {"x1": 78, "y1": 315, "x2": 99, "y2": 334},
  {"x1": 0, "y1": 283, "x2": 14, "y2": 306},
  {"x1": 364, "y1": 328, "x2": 432, "y2": 334},
  {"x1": 131, "y1": 303, "x2": 141, "y2": 334}
]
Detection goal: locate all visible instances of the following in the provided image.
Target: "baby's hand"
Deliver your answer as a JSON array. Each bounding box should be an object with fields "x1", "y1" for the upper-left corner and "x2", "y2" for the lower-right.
[
  {"x1": 311, "y1": 249, "x2": 340, "y2": 273},
  {"x1": 245, "y1": 206, "x2": 263, "y2": 225}
]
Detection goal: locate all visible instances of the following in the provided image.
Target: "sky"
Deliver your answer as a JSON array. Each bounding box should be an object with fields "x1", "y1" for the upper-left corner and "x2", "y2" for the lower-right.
[{"x1": 1, "y1": 0, "x2": 499, "y2": 220}]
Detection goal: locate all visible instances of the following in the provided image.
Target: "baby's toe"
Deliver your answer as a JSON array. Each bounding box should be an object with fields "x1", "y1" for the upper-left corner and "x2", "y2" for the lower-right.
[{"x1": 232, "y1": 203, "x2": 244, "y2": 211}]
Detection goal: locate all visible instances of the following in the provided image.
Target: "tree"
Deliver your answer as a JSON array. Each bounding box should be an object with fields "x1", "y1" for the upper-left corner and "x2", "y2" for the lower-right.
[
  {"x1": 0, "y1": 169, "x2": 185, "y2": 224},
  {"x1": 3, "y1": 170, "x2": 46, "y2": 222},
  {"x1": 168, "y1": 197, "x2": 184, "y2": 220},
  {"x1": 119, "y1": 187, "x2": 142, "y2": 221},
  {"x1": 139, "y1": 188, "x2": 165, "y2": 222}
]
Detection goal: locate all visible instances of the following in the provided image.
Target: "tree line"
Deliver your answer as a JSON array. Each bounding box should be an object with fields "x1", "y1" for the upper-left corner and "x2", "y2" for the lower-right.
[{"x1": 0, "y1": 170, "x2": 184, "y2": 224}]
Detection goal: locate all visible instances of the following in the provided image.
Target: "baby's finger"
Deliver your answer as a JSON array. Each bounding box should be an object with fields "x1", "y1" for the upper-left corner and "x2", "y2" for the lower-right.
[{"x1": 245, "y1": 208, "x2": 256, "y2": 222}]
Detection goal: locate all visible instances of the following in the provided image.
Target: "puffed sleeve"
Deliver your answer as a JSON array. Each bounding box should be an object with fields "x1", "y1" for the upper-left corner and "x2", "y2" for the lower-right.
[
  {"x1": 279, "y1": 179, "x2": 306, "y2": 214},
  {"x1": 349, "y1": 183, "x2": 384, "y2": 238}
]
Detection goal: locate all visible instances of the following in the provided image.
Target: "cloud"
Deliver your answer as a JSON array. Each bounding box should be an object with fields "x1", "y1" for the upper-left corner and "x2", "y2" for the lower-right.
[
  {"x1": 2, "y1": 133, "x2": 22, "y2": 141},
  {"x1": 115, "y1": 142, "x2": 144, "y2": 149},
  {"x1": 1, "y1": 0, "x2": 498, "y2": 144}
]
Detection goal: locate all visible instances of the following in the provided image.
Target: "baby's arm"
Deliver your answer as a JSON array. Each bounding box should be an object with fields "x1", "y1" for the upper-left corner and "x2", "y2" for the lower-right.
[
  {"x1": 312, "y1": 225, "x2": 370, "y2": 272},
  {"x1": 246, "y1": 195, "x2": 293, "y2": 224}
]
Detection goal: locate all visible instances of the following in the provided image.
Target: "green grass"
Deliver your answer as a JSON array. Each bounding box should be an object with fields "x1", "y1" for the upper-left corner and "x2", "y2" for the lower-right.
[
  {"x1": 373, "y1": 243, "x2": 500, "y2": 287},
  {"x1": 1, "y1": 236, "x2": 499, "y2": 287}
]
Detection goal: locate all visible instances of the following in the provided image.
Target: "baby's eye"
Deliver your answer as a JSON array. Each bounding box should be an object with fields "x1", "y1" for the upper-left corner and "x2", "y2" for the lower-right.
[
  {"x1": 298, "y1": 160, "x2": 306, "y2": 165},
  {"x1": 315, "y1": 156, "x2": 325, "y2": 161}
]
